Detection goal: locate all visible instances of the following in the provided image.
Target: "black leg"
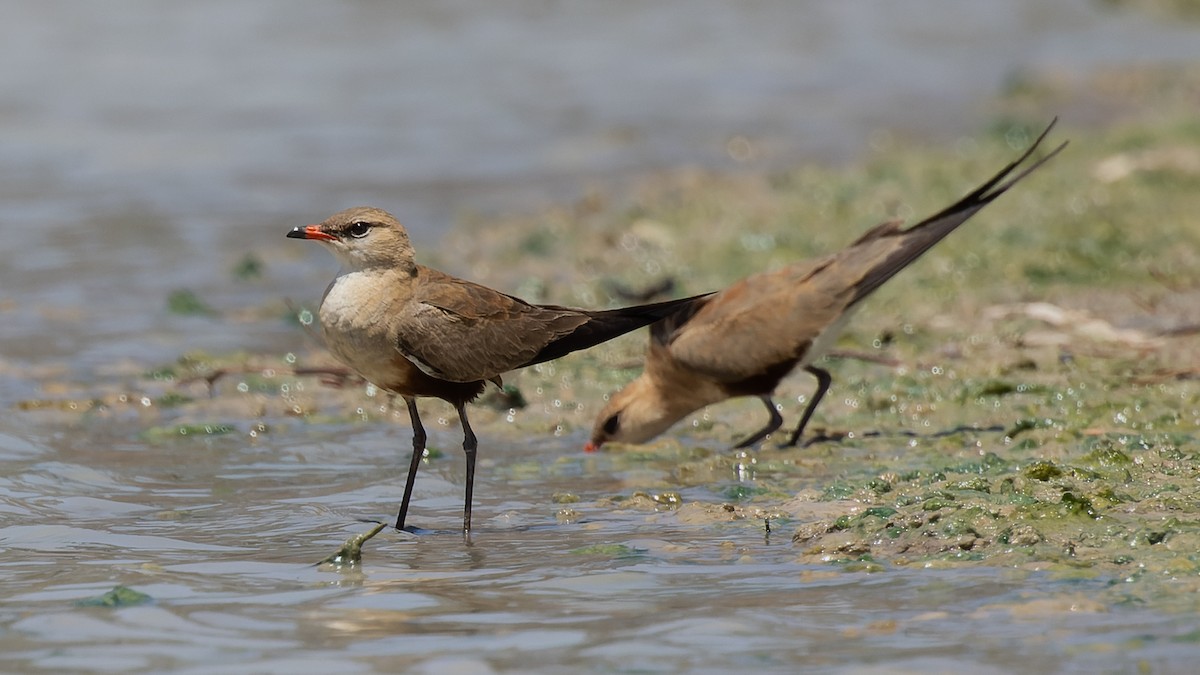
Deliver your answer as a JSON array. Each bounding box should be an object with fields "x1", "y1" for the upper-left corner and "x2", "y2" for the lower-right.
[
  {"x1": 731, "y1": 396, "x2": 783, "y2": 449},
  {"x1": 395, "y1": 397, "x2": 426, "y2": 531},
  {"x1": 457, "y1": 403, "x2": 478, "y2": 535},
  {"x1": 783, "y1": 365, "x2": 832, "y2": 447}
]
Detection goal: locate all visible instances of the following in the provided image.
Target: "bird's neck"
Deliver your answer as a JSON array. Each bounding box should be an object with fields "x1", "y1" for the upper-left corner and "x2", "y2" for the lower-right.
[
  {"x1": 332, "y1": 260, "x2": 417, "y2": 285},
  {"x1": 632, "y1": 368, "x2": 726, "y2": 433}
]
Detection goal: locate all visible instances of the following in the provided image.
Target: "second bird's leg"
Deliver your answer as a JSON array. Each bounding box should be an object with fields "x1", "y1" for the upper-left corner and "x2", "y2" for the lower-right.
[
  {"x1": 395, "y1": 397, "x2": 426, "y2": 531},
  {"x1": 456, "y1": 403, "x2": 478, "y2": 535},
  {"x1": 731, "y1": 396, "x2": 784, "y2": 449},
  {"x1": 782, "y1": 366, "x2": 832, "y2": 447}
]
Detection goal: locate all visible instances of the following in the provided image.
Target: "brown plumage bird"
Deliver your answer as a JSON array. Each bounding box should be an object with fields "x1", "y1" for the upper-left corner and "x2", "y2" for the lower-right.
[
  {"x1": 588, "y1": 121, "x2": 1065, "y2": 451},
  {"x1": 288, "y1": 208, "x2": 707, "y2": 533}
]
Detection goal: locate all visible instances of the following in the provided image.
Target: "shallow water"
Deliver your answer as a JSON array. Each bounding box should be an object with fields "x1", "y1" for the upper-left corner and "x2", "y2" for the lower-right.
[
  {"x1": 3, "y1": 1, "x2": 1200, "y2": 672},
  {"x1": 2, "y1": 417, "x2": 1196, "y2": 674}
]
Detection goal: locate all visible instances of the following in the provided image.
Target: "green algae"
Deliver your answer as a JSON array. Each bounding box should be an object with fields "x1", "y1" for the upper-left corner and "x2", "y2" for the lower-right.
[
  {"x1": 14, "y1": 69, "x2": 1200, "y2": 611},
  {"x1": 570, "y1": 544, "x2": 646, "y2": 558},
  {"x1": 75, "y1": 586, "x2": 153, "y2": 608},
  {"x1": 1098, "y1": 0, "x2": 1200, "y2": 20},
  {"x1": 318, "y1": 521, "x2": 389, "y2": 568},
  {"x1": 1025, "y1": 461, "x2": 1064, "y2": 481},
  {"x1": 142, "y1": 424, "x2": 236, "y2": 441},
  {"x1": 155, "y1": 392, "x2": 194, "y2": 408},
  {"x1": 721, "y1": 484, "x2": 771, "y2": 501},
  {"x1": 231, "y1": 252, "x2": 265, "y2": 281},
  {"x1": 166, "y1": 289, "x2": 218, "y2": 317}
]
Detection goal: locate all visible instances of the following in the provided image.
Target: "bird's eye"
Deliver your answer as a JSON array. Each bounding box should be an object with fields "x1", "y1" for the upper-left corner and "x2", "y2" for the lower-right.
[
  {"x1": 601, "y1": 413, "x2": 620, "y2": 436},
  {"x1": 347, "y1": 221, "x2": 371, "y2": 238}
]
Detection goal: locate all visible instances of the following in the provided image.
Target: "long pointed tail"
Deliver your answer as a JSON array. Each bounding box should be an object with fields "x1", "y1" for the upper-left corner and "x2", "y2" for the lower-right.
[
  {"x1": 517, "y1": 292, "x2": 713, "y2": 368},
  {"x1": 849, "y1": 119, "x2": 1067, "y2": 305}
]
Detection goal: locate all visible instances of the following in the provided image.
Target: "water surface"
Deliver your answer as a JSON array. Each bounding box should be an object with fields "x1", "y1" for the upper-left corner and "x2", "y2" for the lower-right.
[{"x1": 2, "y1": 2, "x2": 1198, "y2": 672}]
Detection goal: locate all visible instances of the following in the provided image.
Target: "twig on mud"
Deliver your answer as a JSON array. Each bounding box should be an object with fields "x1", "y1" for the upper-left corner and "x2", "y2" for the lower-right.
[
  {"x1": 1147, "y1": 266, "x2": 1195, "y2": 294},
  {"x1": 178, "y1": 365, "x2": 361, "y2": 396},
  {"x1": 1130, "y1": 367, "x2": 1200, "y2": 384},
  {"x1": 801, "y1": 423, "x2": 1006, "y2": 447},
  {"x1": 1158, "y1": 323, "x2": 1200, "y2": 338},
  {"x1": 825, "y1": 349, "x2": 904, "y2": 368}
]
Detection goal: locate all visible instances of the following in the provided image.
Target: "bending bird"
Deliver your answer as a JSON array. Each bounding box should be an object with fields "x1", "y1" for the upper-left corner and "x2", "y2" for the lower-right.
[{"x1": 588, "y1": 121, "x2": 1066, "y2": 451}]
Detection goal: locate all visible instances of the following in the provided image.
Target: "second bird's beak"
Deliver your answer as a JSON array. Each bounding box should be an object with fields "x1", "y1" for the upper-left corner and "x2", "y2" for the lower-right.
[
  {"x1": 583, "y1": 441, "x2": 600, "y2": 453},
  {"x1": 287, "y1": 225, "x2": 336, "y2": 242}
]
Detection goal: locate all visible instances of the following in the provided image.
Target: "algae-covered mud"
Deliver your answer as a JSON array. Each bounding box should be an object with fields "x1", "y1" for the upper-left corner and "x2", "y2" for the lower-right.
[{"x1": 4, "y1": 62, "x2": 1200, "y2": 675}]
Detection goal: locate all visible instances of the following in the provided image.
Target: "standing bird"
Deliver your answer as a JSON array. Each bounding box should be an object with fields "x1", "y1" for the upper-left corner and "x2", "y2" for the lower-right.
[
  {"x1": 588, "y1": 121, "x2": 1065, "y2": 451},
  {"x1": 288, "y1": 208, "x2": 708, "y2": 533}
]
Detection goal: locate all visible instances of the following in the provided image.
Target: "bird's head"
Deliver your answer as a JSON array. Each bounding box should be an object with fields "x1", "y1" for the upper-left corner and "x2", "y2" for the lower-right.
[
  {"x1": 288, "y1": 206, "x2": 417, "y2": 272},
  {"x1": 585, "y1": 376, "x2": 686, "y2": 452}
]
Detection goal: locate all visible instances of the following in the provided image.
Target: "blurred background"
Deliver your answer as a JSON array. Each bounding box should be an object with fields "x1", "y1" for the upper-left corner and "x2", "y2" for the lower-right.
[
  {"x1": 2, "y1": 4, "x2": 1199, "y2": 672},
  {"x1": 0, "y1": 0, "x2": 1196, "y2": 373}
]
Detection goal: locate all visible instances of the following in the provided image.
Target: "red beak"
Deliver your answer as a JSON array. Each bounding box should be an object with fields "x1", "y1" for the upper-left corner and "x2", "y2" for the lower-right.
[
  {"x1": 583, "y1": 441, "x2": 600, "y2": 453},
  {"x1": 286, "y1": 225, "x2": 336, "y2": 242}
]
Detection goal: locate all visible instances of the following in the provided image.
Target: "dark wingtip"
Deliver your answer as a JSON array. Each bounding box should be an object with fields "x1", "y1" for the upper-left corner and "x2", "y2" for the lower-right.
[
  {"x1": 988, "y1": 117, "x2": 1068, "y2": 195},
  {"x1": 909, "y1": 117, "x2": 1066, "y2": 227},
  {"x1": 512, "y1": 292, "x2": 715, "y2": 370},
  {"x1": 843, "y1": 117, "x2": 1065, "y2": 306}
]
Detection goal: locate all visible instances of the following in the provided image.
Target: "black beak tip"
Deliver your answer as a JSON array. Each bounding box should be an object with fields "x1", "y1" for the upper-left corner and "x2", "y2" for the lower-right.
[{"x1": 286, "y1": 227, "x2": 306, "y2": 239}]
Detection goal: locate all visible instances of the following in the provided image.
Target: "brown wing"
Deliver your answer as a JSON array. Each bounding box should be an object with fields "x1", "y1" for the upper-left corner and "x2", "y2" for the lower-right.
[
  {"x1": 394, "y1": 266, "x2": 589, "y2": 383},
  {"x1": 663, "y1": 257, "x2": 848, "y2": 383},
  {"x1": 662, "y1": 119, "x2": 1066, "y2": 382}
]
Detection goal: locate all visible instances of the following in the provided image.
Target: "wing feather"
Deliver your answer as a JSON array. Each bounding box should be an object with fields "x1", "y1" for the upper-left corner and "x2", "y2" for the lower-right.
[{"x1": 394, "y1": 267, "x2": 588, "y2": 382}]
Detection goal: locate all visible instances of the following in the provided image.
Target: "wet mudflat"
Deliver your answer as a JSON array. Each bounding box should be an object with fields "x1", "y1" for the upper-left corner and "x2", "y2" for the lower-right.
[
  {"x1": 3, "y1": 102, "x2": 1199, "y2": 671},
  {"x1": 2, "y1": 413, "x2": 1197, "y2": 674},
  {"x1": 4, "y1": 3, "x2": 1200, "y2": 672}
]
